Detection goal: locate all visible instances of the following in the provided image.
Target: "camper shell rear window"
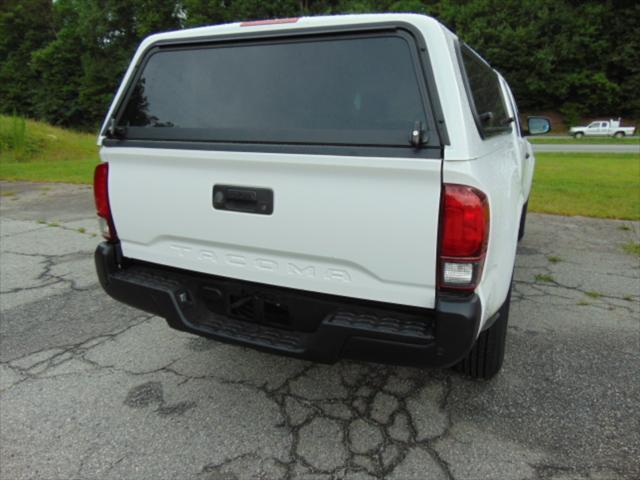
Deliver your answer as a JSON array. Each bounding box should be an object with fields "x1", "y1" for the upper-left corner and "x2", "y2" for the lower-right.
[{"x1": 110, "y1": 31, "x2": 440, "y2": 150}]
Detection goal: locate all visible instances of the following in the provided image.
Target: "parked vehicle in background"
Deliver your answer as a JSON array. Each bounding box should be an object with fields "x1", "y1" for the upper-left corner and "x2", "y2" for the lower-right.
[
  {"x1": 570, "y1": 119, "x2": 636, "y2": 138},
  {"x1": 93, "y1": 13, "x2": 551, "y2": 380}
]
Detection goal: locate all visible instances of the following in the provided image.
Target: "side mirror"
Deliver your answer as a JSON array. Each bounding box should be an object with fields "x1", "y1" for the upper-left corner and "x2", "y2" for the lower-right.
[{"x1": 525, "y1": 116, "x2": 551, "y2": 136}]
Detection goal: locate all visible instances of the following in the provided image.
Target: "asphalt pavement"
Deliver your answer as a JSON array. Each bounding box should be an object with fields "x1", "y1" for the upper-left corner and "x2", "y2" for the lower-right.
[
  {"x1": 1, "y1": 181, "x2": 639, "y2": 480},
  {"x1": 532, "y1": 143, "x2": 639, "y2": 153}
]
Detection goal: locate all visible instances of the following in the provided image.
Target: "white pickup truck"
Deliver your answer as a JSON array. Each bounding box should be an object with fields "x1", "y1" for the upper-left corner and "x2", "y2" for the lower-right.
[
  {"x1": 93, "y1": 14, "x2": 550, "y2": 379},
  {"x1": 570, "y1": 119, "x2": 636, "y2": 138}
]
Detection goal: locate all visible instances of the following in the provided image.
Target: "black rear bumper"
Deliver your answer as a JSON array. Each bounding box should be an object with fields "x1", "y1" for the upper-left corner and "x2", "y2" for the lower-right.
[{"x1": 95, "y1": 242, "x2": 481, "y2": 367}]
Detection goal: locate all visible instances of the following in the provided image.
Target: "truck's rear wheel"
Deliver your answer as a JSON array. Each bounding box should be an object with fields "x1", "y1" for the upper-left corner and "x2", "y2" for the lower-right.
[
  {"x1": 453, "y1": 284, "x2": 511, "y2": 380},
  {"x1": 614, "y1": 131, "x2": 625, "y2": 138},
  {"x1": 574, "y1": 132, "x2": 584, "y2": 138}
]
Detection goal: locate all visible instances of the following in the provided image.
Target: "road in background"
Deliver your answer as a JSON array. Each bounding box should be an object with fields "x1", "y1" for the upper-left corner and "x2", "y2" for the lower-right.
[
  {"x1": 1, "y1": 182, "x2": 639, "y2": 480},
  {"x1": 532, "y1": 143, "x2": 639, "y2": 153}
]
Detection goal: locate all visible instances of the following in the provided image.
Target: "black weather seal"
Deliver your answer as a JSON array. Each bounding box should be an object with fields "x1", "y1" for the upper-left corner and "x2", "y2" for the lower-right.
[{"x1": 101, "y1": 138, "x2": 443, "y2": 159}]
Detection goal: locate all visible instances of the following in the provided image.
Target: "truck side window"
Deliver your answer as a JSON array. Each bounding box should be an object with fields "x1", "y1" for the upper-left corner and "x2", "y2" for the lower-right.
[{"x1": 458, "y1": 44, "x2": 512, "y2": 138}]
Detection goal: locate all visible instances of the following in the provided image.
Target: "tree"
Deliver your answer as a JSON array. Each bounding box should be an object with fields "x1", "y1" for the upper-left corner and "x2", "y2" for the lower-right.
[
  {"x1": 3, "y1": 0, "x2": 639, "y2": 129},
  {"x1": 604, "y1": 1, "x2": 640, "y2": 117},
  {"x1": 0, "y1": 0, "x2": 55, "y2": 117},
  {"x1": 30, "y1": 0, "x2": 182, "y2": 128},
  {"x1": 430, "y1": 0, "x2": 637, "y2": 117}
]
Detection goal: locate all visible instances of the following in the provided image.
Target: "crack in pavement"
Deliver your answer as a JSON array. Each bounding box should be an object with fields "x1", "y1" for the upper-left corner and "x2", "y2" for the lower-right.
[
  {"x1": 1, "y1": 249, "x2": 95, "y2": 295},
  {"x1": 3, "y1": 293, "x2": 638, "y2": 479},
  {"x1": 1, "y1": 314, "x2": 155, "y2": 391},
  {"x1": 49, "y1": 338, "x2": 461, "y2": 479},
  {"x1": 513, "y1": 278, "x2": 640, "y2": 316},
  {"x1": 0, "y1": 224, "x2": 49, "y2": 239}
]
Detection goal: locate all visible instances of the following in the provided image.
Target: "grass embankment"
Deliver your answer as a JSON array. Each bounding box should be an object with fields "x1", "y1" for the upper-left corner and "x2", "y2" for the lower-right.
[
  {"x1": 0, "y1": 115, "x2": 98, "y2": 184},
  {"x1": 529, "y1": 136, "x2": 639, "y2": 144},
  {"x1": 530, "y1": 153, "x2": 640, "y2": 220},
  {"x1": 1, "y1": 116, "x2": 639, "y2": 220}
]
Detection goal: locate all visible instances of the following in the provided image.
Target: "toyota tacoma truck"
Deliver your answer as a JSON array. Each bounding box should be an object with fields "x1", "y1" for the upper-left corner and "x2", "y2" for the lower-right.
[
  {"x1": 93, "y1": 14, "x2": 551, "y2": 379},
  {"x1": 570, "y1": 119, "x2": 636, "y2": 138}
]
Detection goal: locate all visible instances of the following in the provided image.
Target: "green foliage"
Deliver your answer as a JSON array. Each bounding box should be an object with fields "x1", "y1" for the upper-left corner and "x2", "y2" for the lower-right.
[
  {"x1": 559, "y1": 103, "x2": 586, "y2": 129},
  {"x1": 0, "y1": 0, "x2": 55, "y2": 117},
  {"x1": 3, "y1": 0, "x2": 181, "y2": 129},
  {"x1": 535, "y1": 274, "x2": 555, "y2": 283},
  {"x1": 0, "y1": 113, "x2": 44, "y2": 162},
  {"x1": 30, "y1": 2, "x2": 85, "y2": 127},
  {"x1": 1, "y1": 0, "x2": 639, "y2": 130},
  {"x1": 622, "y1": 241, "x2": 640, "y2": 257},
  {"x1": 0, "y1": 114, "x2": 99, "y2": 184},
  {"x1": 389, "y1": 1, "x2": 430, "y2": 14},
  {"x1": 0, "y1": 114, "x2": 98, "y2": 165},
  {"x1": 0, "y1": 114, "x2": 24, "y2": 155},
  {"x1": 431, "y1": 0, "x2": 636, "y2": 117}
]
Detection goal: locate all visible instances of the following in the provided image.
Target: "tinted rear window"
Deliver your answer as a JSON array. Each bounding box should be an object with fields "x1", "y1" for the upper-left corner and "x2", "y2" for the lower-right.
[
  {"x1": 117, "y1": 35, "x2": 429, "y2": 146},
  {"x1": 459, "y1": 44, "x2": 511, "y2": 138}
]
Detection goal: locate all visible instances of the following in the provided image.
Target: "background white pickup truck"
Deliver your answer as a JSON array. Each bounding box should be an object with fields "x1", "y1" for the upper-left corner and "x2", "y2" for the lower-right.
[
  {"x1": 570, "y1": 119, "x2": 636, "y2": 138},
  {"x1": 93, "y1": 13, "x2": 550, "y2": 379}
]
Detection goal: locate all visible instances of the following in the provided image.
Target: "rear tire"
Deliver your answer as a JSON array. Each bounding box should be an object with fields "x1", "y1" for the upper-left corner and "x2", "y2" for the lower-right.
[
  {"x1": 453, "y1": 284, "x2": 511, "y2": 380},
  {"x1": 574, "y1": 132, "x2": 584, "y2": 138},
  {"x1": 614, "y1": 131, "x2": 625, "y2": 138}
]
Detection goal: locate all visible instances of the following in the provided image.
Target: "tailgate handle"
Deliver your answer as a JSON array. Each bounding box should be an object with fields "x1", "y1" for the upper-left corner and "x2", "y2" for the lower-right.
[
  {"x1": 227, "y1": 189, "x2": 257, "y2": 202},
  {"x1": 213, "y1": 185, "x2": 273, "y2": 215}
]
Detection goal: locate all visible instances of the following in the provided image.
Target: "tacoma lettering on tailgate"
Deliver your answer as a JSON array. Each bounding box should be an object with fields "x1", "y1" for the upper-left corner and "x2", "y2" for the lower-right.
[{"x1": 169, "y1": 244, "x2": 352, "y2": 283}]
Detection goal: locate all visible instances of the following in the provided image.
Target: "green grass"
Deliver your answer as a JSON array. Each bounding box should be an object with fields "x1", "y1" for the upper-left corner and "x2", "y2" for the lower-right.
[
  {"x1": 622, "y1": 241, "x2": 640, "y2": 257},
  {"x1": 535, "y1": 273, "x2": 555, "y2": 283},
  {"x1": 0, "y1": 158, "x2": 98, "y2": 184},
  {"x1": 0, "y1": 114, "x2": 98, "y2": 184},
  {"x1": 530, "y1": 153, "x2": 640, "y2": 220},
  {"x1": 529, "y1": 136, "x2": 639, "y2": 144},
  {"x1": 547, "y1": 255, "x2": 562, "y2": 264}
]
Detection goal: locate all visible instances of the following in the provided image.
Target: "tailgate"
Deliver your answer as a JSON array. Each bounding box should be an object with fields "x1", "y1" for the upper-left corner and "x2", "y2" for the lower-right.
[
  {"x1": 104, "y1": 147, "x2": 442, "y2": 308},
  {"x1": 100, "y1": 26, "x2": 445, "y2": 308}
]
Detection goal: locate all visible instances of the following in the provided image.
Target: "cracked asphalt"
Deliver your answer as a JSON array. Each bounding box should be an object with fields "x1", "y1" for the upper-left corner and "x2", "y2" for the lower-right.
[{"x1": 1, "y1": 181, "x2": 639, "y2": 480}]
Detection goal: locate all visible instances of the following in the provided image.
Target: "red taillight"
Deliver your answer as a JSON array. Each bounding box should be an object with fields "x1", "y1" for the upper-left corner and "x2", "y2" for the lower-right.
[
  {"x1": 93, "y1": 163, "x2": 117, "y2": 241},
  {"x1": 439, "y1": 184, "x2": 489, "y2": 291}
]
